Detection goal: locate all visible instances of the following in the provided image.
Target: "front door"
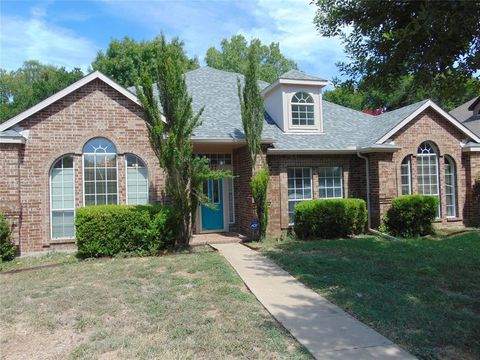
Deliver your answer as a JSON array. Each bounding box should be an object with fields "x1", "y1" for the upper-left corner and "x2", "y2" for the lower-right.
[{"x1": 201, "y1": 179, "x2": 224, "y2": 231}]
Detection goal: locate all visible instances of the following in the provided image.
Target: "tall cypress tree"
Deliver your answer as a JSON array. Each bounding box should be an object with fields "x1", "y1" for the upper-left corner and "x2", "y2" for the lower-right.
[{"x1": 136, "y1": 35, "x2": 228, "y2": 247}]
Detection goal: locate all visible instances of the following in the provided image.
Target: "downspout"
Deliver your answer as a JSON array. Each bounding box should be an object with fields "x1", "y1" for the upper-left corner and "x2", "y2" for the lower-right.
[{"x1": 356, "y1": 152, "x2": 371, "y2": 229}]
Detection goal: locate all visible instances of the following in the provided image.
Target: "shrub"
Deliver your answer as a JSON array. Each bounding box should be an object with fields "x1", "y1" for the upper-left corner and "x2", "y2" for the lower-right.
[
  {"x1": 0, "y1": 212, "x2": 16, "y2": 262},
  {"x1": 294, "y1": 198, "x2": 367, "y2": 239},
  {"x1": 251, "y1": 169, "x2": 269, "y2": 240},
  {"x1": 382, "y1": 195, "x2": 438, "y2": 237},
  {"x1": 76, "y1": 205, "x2": 177, "y2": 258}
]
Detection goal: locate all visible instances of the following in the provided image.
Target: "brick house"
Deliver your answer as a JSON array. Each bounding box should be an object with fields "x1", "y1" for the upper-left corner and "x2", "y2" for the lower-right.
[{"x1": 1, "y1": 68, "x2": 479, "y2": 254}]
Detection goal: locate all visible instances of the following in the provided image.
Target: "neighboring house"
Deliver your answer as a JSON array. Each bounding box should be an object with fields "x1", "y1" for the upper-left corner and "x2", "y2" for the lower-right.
[
  {"x1": 450, "y1": 96, "x2": 480, "y2": 136},
  {"x1": 1, "y1": 67, "x2": 479, "y2": 254}
]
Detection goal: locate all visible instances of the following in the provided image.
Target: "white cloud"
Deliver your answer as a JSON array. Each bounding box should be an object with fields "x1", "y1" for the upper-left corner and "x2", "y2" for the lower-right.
[
  {"x1": 100, "y1": 0, "x2": 347, "y2": 81},
  {"x1": 0, "y1": 12, "x2": 98, "y2": 72},
  {"x1": 239, "y1": 0, "x2": 348, "y2": 81}
]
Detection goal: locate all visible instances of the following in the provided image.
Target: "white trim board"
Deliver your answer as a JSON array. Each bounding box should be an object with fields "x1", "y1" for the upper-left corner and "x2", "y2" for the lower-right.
[
  {"x1": 0, "y1": 71, "x2": 142, "y2": 133},
  {"x1": 375, "y1": 100, "x2": 480, "y2": 144}
]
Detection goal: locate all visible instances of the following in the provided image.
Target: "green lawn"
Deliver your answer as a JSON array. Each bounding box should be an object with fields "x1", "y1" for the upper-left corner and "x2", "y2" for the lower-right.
[
  {"x1": 0, "y1": 248, "x2": 310, "y2": 359},
  {"x1": 257, "y1": 232, "x2": 480, "y2": 360}
]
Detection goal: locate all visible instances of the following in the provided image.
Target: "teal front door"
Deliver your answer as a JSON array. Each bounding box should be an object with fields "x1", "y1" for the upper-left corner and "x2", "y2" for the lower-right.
[{"x1": 201, "y1": 179, "x2": 224, "y2": 231}]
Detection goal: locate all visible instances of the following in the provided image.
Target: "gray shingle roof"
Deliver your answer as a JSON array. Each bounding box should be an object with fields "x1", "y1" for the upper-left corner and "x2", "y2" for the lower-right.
[
  {"x1": 450, "y1": 96, "x2": 480, "y2": 136},
  {"x1": 279, "y1": 69, "x2": 327, "y2": 82},
  {"x1": 130, "y1": 66, "x2": 447, "y2": 151}
]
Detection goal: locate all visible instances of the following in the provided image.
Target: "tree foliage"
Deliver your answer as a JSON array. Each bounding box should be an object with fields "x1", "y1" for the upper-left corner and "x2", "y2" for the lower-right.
[
  {"x1": 0, "y1": 61, "x2": 83, "y2": 122},
  {"x1": 324, "y1": 75, "x2": 480, "y2": 112},
  {"x1": 136, "y1": 36, "x2": 227, "y2": 247},
  {"x1": 315, "y1": 0, "x2": 480, "y2": 102},
  {"x1": 93, "y1": 35, "x2": 199, "y2": 87},
  {"x1": 238, "y1": 42, "x2": 269, "y2": 240},
  {"x1": 206, "y1": 35, "x2": 297, "y2": 83}
]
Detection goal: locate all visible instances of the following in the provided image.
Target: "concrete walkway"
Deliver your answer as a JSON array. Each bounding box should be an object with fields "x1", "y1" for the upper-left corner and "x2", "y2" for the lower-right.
[{"x1": 211, "y1": 243, "x2": 415, "y2": 360}]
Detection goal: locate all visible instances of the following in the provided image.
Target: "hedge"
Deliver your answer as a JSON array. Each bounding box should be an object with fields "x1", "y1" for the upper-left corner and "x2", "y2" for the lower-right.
[
  {"x1": 293, "y1": 198, "x2": 367, "y2": 239},
  {"x1": 0, "y1": 212, "x2": 16, "y2": 262},
  {"x1": 76, "y1": 205, "x2": 177, "y2": 258},
  {"x1": 382, "y1": 195, "x2": 438, "y2": 237}
]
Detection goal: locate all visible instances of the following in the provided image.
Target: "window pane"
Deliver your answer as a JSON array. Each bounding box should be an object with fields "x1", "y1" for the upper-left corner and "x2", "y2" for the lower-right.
[
  {"x1": 126, "y1": 154, "x2": 148, "y2": 205},
  {"x1": 319, "y1": 166, "x2": 343, "y2": 198}
]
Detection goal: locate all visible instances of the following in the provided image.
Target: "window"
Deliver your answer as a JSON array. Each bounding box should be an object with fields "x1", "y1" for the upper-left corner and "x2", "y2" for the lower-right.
[
  {"x1": 227, "y1": 178, "x2": 235, "y2": 224},
  {"x1": 444, "y1": 156, "x2": 457, "y2": 218},
  {"x1": 319, "y1": 167, "x2": 343, "y2": 198},
  {"x1": 83, "y1": 138, "x2": 118, "y2": 206},
  {"x1": 196, "y1": 153, "x2": 232, "y2": 165},
  {"x1": 417, "y1": 142, "x2": 440, "y2": 215},
  {"x1": 400, "y1": 156, "x2": 412, "y2": 195},
  {"x1": 291, "y1": 92, "x2": 314, "y2": 126},
  {"x1": 50, "y1": 155, "x2": 75, "y2": 239},
  {"x1": 287, "y1": 167, "x2": 312, "y2": 223},
  {"x1": 126, "y1": 154, "x2": 148, "y2": 205}
]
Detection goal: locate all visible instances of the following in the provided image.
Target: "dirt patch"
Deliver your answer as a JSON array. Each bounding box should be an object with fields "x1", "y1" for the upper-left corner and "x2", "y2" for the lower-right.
[{"x1": 1, "y1": 322, "x2": 88, "y2": 360}]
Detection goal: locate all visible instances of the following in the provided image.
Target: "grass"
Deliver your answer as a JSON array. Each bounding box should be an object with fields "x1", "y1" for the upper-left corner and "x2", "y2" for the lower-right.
[
  {"x1": 0, "y1": 248, "x2": 311, "y2": 359},
  {"x1": 256, "y1": 232, "x2": 480, "y2": 360}
]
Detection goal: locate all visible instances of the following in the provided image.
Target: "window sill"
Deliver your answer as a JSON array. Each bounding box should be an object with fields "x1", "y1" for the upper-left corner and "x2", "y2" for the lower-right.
[
  {"x1": 50, "y1": 238, "x2": 76, "y2": 244},
  {"x1": 446, "y1": 217, "x2": 462, "y2": 222}
]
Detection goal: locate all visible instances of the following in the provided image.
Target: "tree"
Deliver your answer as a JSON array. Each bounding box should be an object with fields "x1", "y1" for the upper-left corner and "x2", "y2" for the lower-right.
[
  {"x1": 324, "y1": 75, "x2": 480, "y2": 112},
  {"x1": 206, "y1": 35, "x2": 297, "y2": 83},
  {"x1": 314, "y1": 0, "x2": 480, "y2": 97},
  {"x1": 0, "y1": 61, "x2": 83, "y2": 122},
  {"x1": 238, "y1": 41, "x2": 269, "y2": 240},
  {"x1": 136, "y1": 36, "x2": 227, "y2": 247},
  {"x1": 93, "y1": 35, "x2": 199, "y2": 87}
]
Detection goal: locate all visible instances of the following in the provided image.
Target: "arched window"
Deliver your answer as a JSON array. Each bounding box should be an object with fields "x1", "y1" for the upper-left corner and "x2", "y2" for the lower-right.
[
  {"x1": 444, "y1": 156, "x2": 457, "y2": 218},
  {"x1": 400, "y1": 156, "x2": 412, "y2": 195},
  {"x1": 50, "y1": 155, "x2": 75, "y2": 239},
  {"x1": 417, "y1": 142, "x2": 440, "y2": 215},
  {"x1": 83, "y1": 138, "x2": 118, "y2": 206},
  {"x1": 291, "y1": 92, "x2": 314, "y2": 126},
  {"x1": 126, "y1": 154, "x2": 148, "y2": 205}
]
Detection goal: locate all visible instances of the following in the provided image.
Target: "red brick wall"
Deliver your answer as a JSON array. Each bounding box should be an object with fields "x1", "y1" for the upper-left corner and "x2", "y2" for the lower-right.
[
  {"x1": 0, "y1": 143, "x2": 21, "y2": 246},
  {"x1": 369, "y1": 108, "x2": 473, "y2": 227},
  {"x1": 266, "y1": 154, "x2": 366, "y2": 237},
  {"x1": 0, "y1": 79, "x2": 165, "y2": 253},
  {"x1": 232, "y1": 146, "x2": 255, "y2": 236},
  {"x1": 465, "y1": 152, "x2": 480, "y2": 226}
]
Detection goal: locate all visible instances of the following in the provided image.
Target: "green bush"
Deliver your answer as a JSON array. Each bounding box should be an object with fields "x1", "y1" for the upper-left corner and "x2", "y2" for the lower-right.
[
  {"x1": 382, "y1": 195, "x2": 438, "y2": 237},
  {"x1": 294, "y1": 198, "x2": 367, "y2": 239},
  {"x1": 0, "y1": 212, "x2": 16, "y2": 262},
  {"x1": 76, "y1": 205, "x2": 177, "y2": 258},
  {"x1": 251, "y1": 169, "x2": 269, "y2": 240}
]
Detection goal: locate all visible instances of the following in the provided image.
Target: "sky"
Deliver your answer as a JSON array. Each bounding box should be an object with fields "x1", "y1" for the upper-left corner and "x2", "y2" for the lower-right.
[{"x1": 0, "y1": 0, "x2": 348, "y2": 82}]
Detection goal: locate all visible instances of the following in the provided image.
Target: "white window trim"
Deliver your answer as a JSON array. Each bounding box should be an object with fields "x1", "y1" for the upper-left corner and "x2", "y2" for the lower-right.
[
  {"x1": 417, "y1": 143, "x2": 441, "y2": 217},
  {"x1": 82, "y1": 151, "x2": 119, "y2": 207},
  {"x1": 444, "y1": 156, "x2": 457, "y2": 218},
  {"x1": 50, "y1": 156, "x2": 76, "y2": 240},
  {"x1": 290, "y1": 92, "x2": 315, "y2": 127},
  {"x1": 125, "y1": 154, "x2": 149, "y2": 205},
  {"x1": 400, "y1": 157, "x2": 412, "y2": 195},
  {"x1": 287, "y1": 167, "x2": 313, "y2": 225},
  {"x1": 318, "y1": 166, "x2": 344, "y2": 199}
]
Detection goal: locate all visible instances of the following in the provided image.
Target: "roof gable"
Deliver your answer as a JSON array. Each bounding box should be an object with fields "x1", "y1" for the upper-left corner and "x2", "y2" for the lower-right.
[
  {"x1": 0, "y1": 71, "x2": 140, "y2": 132},
  {"x1": 375, "y1": 100, "x2": 480, "y2": 144}
]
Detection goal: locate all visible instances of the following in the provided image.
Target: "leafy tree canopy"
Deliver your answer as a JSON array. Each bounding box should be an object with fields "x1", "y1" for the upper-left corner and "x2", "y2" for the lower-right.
[
  {"x1": 324, "y1": 75, "x2": 480, "y2": 112},
  {"x1": 93, "y1": 35, "x2": 199, "y2": 87},
  {"x1": 0, "y1": 61, "x2": 83, "y2": 123},
  {"x1": 206, "y1": 35, "x2": 297, "y2": 83},
  {"x1": 315, "y1": 0, "x2": 480, "y2": 104}
]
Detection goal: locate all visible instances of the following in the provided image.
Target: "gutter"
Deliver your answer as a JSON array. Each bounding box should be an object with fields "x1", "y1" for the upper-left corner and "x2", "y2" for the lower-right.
[
  {"x1": 0, "y1": 136, "x2": 26, "y2": 144},
  {"x1": 267, "y1": 145, "x2": 400, "y2": 156},
  {"x1": 356, "y1": 151, "x2": 372, "y2": 229},
  {"x1": 191, "y1": 137, "x2": 276, "y2": 145}
]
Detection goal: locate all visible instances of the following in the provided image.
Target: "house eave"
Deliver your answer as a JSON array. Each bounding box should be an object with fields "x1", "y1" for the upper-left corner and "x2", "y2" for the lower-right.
[
  {"x1": 267, "y1": 145, "x2": 400, "y2": 155},
  {"x1": 191, "y1": 137, "x2": 276, "y2": 145},
  {"x1": 0, "y1": 136, "x2": 26, "y2": 144}
]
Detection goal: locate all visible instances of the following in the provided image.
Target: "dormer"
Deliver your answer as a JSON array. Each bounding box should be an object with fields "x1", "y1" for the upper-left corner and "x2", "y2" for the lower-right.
[
  {"x1": 262, "y1": 70, "x2": 328, "y2": 133},
  {"x1": 468, "y1": 96, "x2": 480, "y2": 115}
]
